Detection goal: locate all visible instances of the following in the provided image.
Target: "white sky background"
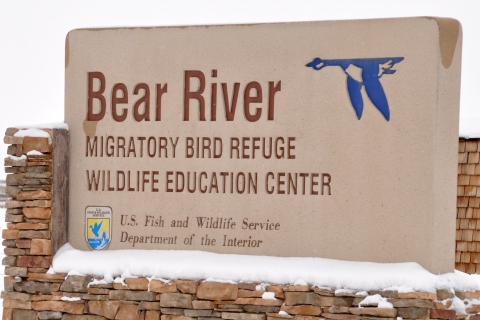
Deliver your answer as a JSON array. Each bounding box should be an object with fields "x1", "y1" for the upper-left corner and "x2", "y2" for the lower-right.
[{"x1": 0, "y1": 0, "x2": 479, "y2": 180}]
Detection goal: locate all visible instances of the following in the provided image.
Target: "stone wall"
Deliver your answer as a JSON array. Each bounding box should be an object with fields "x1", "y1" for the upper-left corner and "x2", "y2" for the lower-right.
[
  {"x1": 3, "y1": 130, "x2": 480, "y2": 320},
  {"x1": 456, "y1": 139, "x2": 480, "y2": 273}
]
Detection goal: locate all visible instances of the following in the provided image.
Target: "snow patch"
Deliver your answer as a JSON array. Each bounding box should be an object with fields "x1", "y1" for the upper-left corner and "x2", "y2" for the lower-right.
[
  {"x1": 61, "y1": 296, "x2": 81, "y2": 301},
  {"x1": 26, "y1": 150, "x2": 43, "y2": 156},
  {"x1": 14, "y1": 129, "x2": 52, "y2": 143},
  {"x1": 52, "y1": 243, "x2": 480, "y2": 292},
  {"x1": 67, "y1": 270, "x2": 84, "y2": 276},
  {"x1": 262, "y1": 292, "x2": 276, "y2": 300},
  {"x1": 6, "y1": 155, "x2": 26, "y2": 161},
  {"x1": 460, "y1": 117, "x2": 480, "y2": 139},
  {"x1": 359, "y1": 294, "x2": 394, "y2": 308}
]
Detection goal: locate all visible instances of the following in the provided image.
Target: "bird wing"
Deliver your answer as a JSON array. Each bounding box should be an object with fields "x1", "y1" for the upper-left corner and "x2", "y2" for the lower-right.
[
  {"x1": 363, "y1": 77, "x2": 390, "y2": 121},
  {"x1": 346, "y1": 75, "x2": 364, "y2": 120}
]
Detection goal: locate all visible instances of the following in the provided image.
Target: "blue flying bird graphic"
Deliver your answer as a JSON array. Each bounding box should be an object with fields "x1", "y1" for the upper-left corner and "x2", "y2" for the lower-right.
[
  {"x1": 306, "y1": 57, "x2": 404, "y2": 121},
  {"x1": 89, "y1": 221, "x2": 103, "y2": 237}
]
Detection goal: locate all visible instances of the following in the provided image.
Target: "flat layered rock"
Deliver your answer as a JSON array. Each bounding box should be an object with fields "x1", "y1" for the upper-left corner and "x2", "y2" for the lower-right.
[
  {"x1": 222, "y1": 312, "x2": 266, "y2": 320},
  {"x1": 197, "y1": 282, "x2": 238, "y2": 301},
  {"x1": 160, "y1": 293, "x2": 193, "y2": 308},
  {"x1": 280, "y1": 305, "x2": 322, "y2": 316},
  {"x1": 32, "y1": 301, "x2": 85, "y2": 314},
  {"x1": 349, "y1": 307, "x2": 397, "y2": 318},
  {"x1": 88, "y1": 300, "x2": 121, "y2": 319}
]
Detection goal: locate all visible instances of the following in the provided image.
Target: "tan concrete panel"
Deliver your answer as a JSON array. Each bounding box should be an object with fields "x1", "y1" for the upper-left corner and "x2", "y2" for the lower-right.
[{"x1": 65, "y1": 17, "x2": 462, "y2": 273}]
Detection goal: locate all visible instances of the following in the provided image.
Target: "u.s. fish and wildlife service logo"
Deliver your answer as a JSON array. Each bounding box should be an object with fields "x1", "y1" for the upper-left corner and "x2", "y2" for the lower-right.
[{"x1": 85, "y1": 206, "x2": 112, "y2": 250}]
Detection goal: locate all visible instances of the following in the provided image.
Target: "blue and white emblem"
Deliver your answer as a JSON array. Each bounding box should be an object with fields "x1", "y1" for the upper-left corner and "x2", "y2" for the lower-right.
[
  {"x1": 85, "y1": 206, "x2": 112, "y2": 250},
  {"x1": 306, "y1": 57, "x2": 404, "y2": 121}
]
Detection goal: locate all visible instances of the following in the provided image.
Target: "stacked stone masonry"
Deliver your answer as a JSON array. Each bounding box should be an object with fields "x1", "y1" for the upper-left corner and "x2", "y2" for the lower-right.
[
  {"x1": 457, "y1": 139, "x2": 480, "y2": 273},
  {"x1": 2, "y1": 275, "x2": 480, "y2": 320},
  {"x1": 3, "y1": 130, "x2": 480, "y2": 319}
]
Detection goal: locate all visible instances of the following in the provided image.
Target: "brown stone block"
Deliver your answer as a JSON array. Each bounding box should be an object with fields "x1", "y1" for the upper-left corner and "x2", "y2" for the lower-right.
[
  {"x1": 23, "y1": 207, "x2": 51, "y2": 219},
  {"x1": 321, "y1": 313, "x2": 359, "y2": 320},
  {"x1": 327, "y1": 306, "x2": 350, "y2": 314},
  {"x1": 18, "y1": 230, "x2": 51, "y2": 239},
  {"x1": 465, "y1": 290, "x2": 480, "y2": 299},
  {"x1": 17, "y1": 190, "x2": 52, "y2": 200},
  {"x1": 87, "y1": 287, "x2": 110, "y2": 294},
  {"x1": 6, "y1": 223, "x2": 15, "y2": 230},
  {"x1": 285, "y1": 292, "x2": 321, "y2": 306},
  {"x1": 2, "y1": 308, "x2": 12, "y2": 320},
  {"x1": 138, "y1": 301, "x2": 161, "y2": 310},
  {"x1": 26, "y1": 272, "x2": 66, "y2": 283},
  {"x1": 15, "y1": 223, "x2": 49, "y2": 230},
  {"x1": 115, "y1": 303, "x2": 140, "y2": 320},
  {"x1": 60, "y1": 275, "x2": 93, "y2": 293},
  {"x1": 161, "y1": 316, "x2": 194, "y2": 320},
  {"x1": 466, "y1": 303, "x2": 480, "y2": 313},
  {"x1": 319, "y1": 296, "x2": 353, "y2": 307},
  {"x1": 146, "y1": 310, "x2": 161, "y2": 320},
  {"x1": 30, "y1": 239, "x2": 52, "y2": 255},
  {"x1": 2, "y1": 256, "x2": 17, "y2": 266},
  {"x1": 109, "y1": 289, "x2": 157, "y2": 301},
  {"x1": 4, "y1": 276, "x2": 21, "y2": 292},
  {"x1": 471, "y1": 316, "x2": 480, "y2": 320},
  {"x1": 435, "y1": 300, "x2": 453, "y2": 309},
  {"x1": 88, "y1": 300, "x2": 121, "y2": 318},
  {"x1": 5, "y1": 200, "x2": 25, "y2": 209},
  {"x1": 4, "y1": 156, "x2": 26, "y2": 167},
  {"x1": 2, "y1": 229, "x2": 19, "y2": 240},
  {"x1": 6, "y1": 173, "x2": 25, "y2": 186},
  {"x1": 4, "y1": 248, "x2": 26, "y2": 256},
  {"x1": 221, "y1": 313, "x2": 265, "y2": 320},
  {"x1": 160, "y1": 292, "x2": 193, "y2": 308},
  {"x1": 1, "y1": 291, "x2": 31, "y2": 301},
  {"x1": 349, "y1": 307, "x2": 397, "y2": 318},
  {"x1": 430, "y1": 308, "x2": 456, "y2": 319},
  {"x1": 5, "y1": 186, "x2": 21, "y2": 198},
  {"x1": 267, "y1": 285, "x2": 285, "y2": 299},
  {"x1": 125, "y1": 277, "x2": 149, "y2": 290},
  {"x1": 245, "y1": 305, "x2": 280, "y2": 313},
  {"x1": 22, "y1": 137, "x2": 52, "y2": 153},
  {"x1": 161, "y1": 308, "x2": 185, "y2": 315},
  {"x1": 28, "y1": 267, "x2": 49, "y2": 273},
  {"x1": 238, "y1": 282, "x2": 258, "y2": 290},
  {"x1": 235, "y1": 298, "x2": 283, "y2": 306},
  {"x1": 238, "y1": 289, "x2": 265, "y2": 298},
  {"x1": 185, "y1": 310, "x2": 214, "y2": 317},
  {"x1": 25, "y1": 199, "x2": 52, "y2": 207},
  {"x1": 32, "y1": 301, "x2": 85, "y2": 314},
  {"x1": 4, "y1": 136, "x2": 23, "y2": 144},
  {"x1": 113, "y1": 282, "x2": 129, "y2": 290},
  {"x1": 192, "y1": 300, "x2": 215, "y2": 309},
  {"x1": 2, "y1": 299, "x2": 31, "y2": 309},
  {"x1": 5, "y1": 127, "x2": 19, "y2": 136},
  {"x1": 294, "y1": 316, "x2": 321, "y2": 320},
  {"x1": 17, "y1": 255, "x2": 51, "y2": 268},
  {"x1": 176, "y1": 279, "x2": 199, "y2": 293},
  {"x1": 280, "y1": 305, "x2": 321, "y2": 316},
  {"x1": 283, "y1": 285, "x2": 310, "y2": 292},
  {"x1": 197, "y1": 282, "x2": 238, "y2": 300},
  {"x1": 3, "y1": 239, "x2": 16, "y2": 247},
  {"x1": 150, "y1": 279, "x2": 177, "y2": 293},
  {"x1": 397, "y1": 307, "x2": 429, "y2": 319},
  {"x1": 25, "y1": 171, "x2": 52, "y2": 179},
  {"x1": 5, "y1": 214, "x2": 24, "y2": 223}
]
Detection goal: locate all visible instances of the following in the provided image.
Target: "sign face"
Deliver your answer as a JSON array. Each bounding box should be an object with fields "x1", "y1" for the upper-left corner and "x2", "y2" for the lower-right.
[{"x1": 65, "y1": 17, "x2": 462, "y2": 273}]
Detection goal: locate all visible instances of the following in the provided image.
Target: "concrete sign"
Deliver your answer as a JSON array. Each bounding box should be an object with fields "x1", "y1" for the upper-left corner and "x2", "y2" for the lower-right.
[{"x1": 65, "y1": 17, "x2": 462, "y2": 273}]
